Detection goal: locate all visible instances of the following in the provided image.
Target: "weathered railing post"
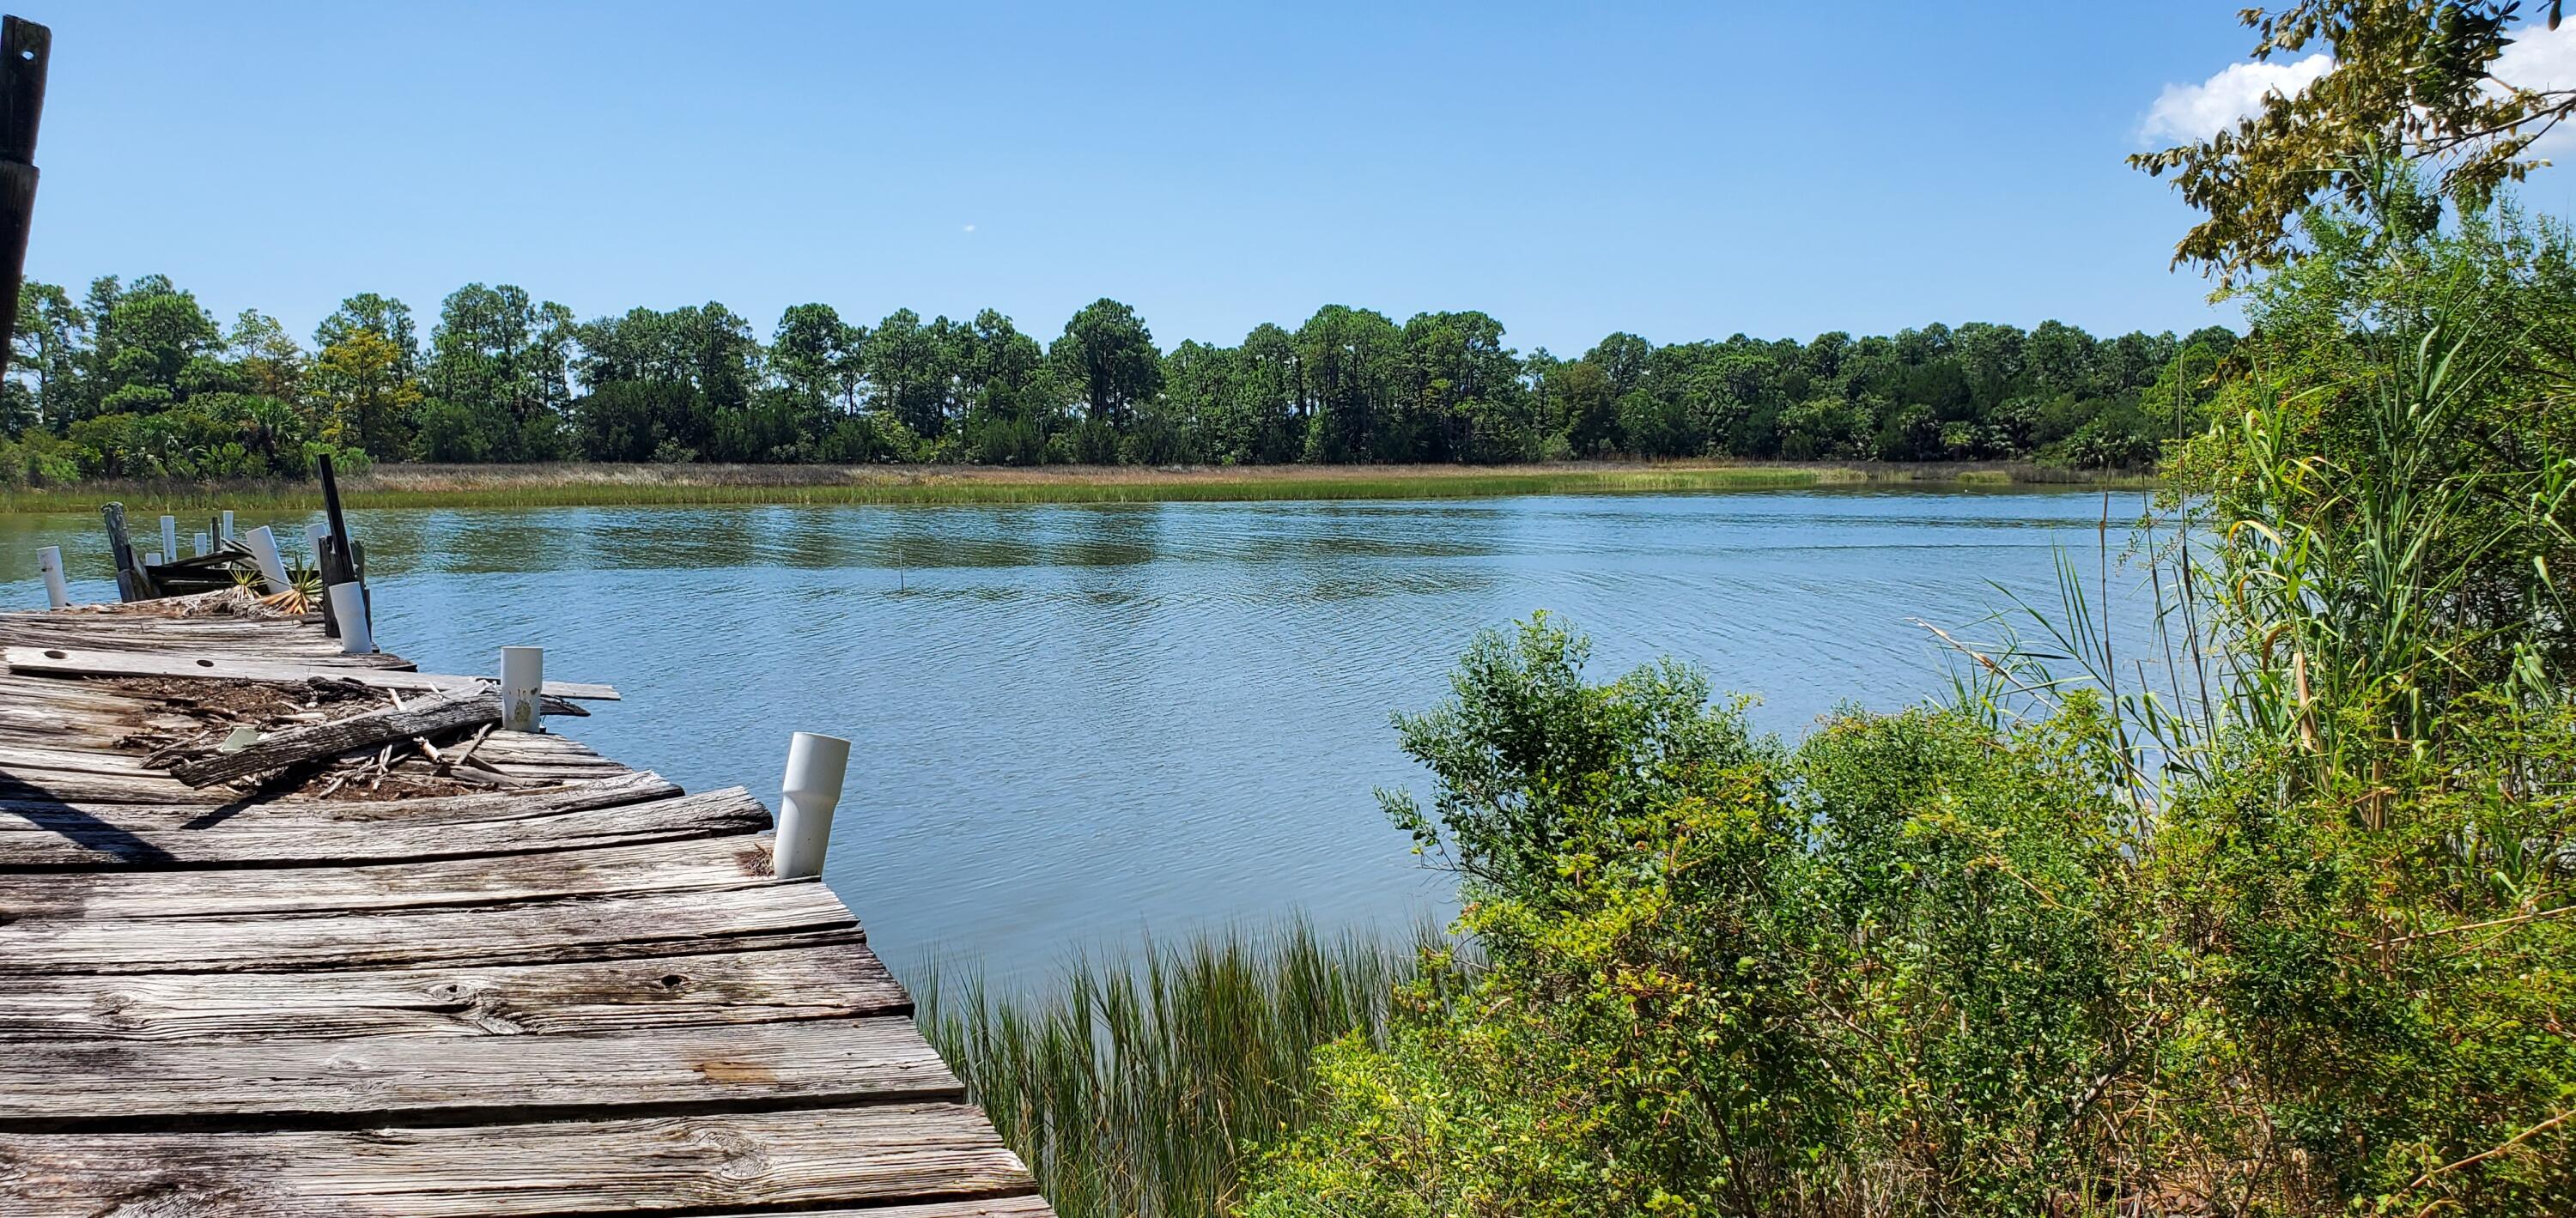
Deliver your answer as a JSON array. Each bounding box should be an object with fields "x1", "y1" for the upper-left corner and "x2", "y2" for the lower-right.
[
  {"x1": 242, "y1": 525, "x2": 290, "y2": 593},
  {"x1": 158, "y1": 515, "x2": 177, "y2": 566},
  {"x1": 500, "y1": 646, "x2": 544, "y2": 732},
  {"x1": 774, "y1": 731, "x2": 851, "y2": 881},
  {"x1": 218, "y1": 509, "x2": 234, "y2": 542},
  {"x1": 35, "y1": 544, "x2": 67, "y2": 608},
  {"x1": 191, "y1": 530, "x2": 209, "y2": 557}
]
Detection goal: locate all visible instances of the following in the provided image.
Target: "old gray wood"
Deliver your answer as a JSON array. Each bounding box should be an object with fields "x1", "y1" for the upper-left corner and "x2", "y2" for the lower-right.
[
  {"x1": 0, "y1": 779, "x2": 726, "y2": 871},
  {"x1": 0, "y1": 934, "x2": 906, "y2": 1039},
  {"x1": 1, "y1": 645, "x2": 620, "y2": 699},
  {"x1": 169, "y1": 688, "x2": 499, "y2": 787},
  {"x1": 0, "y1": 1016, "x2": 961, "y2": 1131},
  {"x1": 0, "y1": 1102, "x2": 1036, "y2": 1217},
  {"x1": 0, "y1": 603, "x2": 1048, "y2": 1215},
  {"x1": 3, "y1": 828, "x2": 777, "y2": 919},
  {"x1": 0, "y1": 881, "x2": 858, "y2": 974}
]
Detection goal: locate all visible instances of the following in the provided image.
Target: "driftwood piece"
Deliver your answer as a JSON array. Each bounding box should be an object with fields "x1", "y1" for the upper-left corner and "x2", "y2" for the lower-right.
[{"x1": 167, "y1": 689, "x2": 501, "y2": 789}]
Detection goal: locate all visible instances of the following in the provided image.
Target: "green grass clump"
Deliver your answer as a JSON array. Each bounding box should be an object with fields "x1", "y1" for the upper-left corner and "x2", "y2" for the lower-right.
[{"x1": 916, "y1": 918, "x2": 1455, "y2": 1218}]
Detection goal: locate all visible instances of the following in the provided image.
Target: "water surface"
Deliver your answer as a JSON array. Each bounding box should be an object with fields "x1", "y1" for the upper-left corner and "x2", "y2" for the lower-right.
[{"x1": 0, "y1": 488, "x2": 2157, "y2": 987}]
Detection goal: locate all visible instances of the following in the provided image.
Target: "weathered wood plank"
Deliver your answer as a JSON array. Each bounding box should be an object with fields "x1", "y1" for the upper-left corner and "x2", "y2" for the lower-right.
[
  {"x1": 0, "y1": 1102, "x2": 1035, "y2": 1217},
  {"x1": 169, "y1": 688, "x2": 498, "y2": 787},
  {"x1": 0, "y1": 1016, "x2": 960, "y2": 1131},
  {"x1": 1, "y1": 645, "x2": 619, "y2": 700},
  {"x1": 0, "y1": 740, "x2": 154, "y2": 776},
  {"x1": 0, "y1": 935, "x2": 906, "y2": 1039},
  {"x1": 0, "y1": 881, "x2": 856, "y2": 974},
  {"x1": 0, "y1": 769, "x2": 673, "y2": 829},
  {"x1": 0, "y1": 778, "x2": 720, "y2": 871},
  {"x1": 0, "y1": 764, "x2": 200, "y2": 804},
  {"x1": 3, "y1": 827, "x2": 776, "y2": 919}
]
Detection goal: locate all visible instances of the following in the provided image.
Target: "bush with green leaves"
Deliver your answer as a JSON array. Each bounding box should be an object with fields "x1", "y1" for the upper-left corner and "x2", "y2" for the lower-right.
[
  {"x1": 1251, "y1": 618, "x2": 2169, "y2": 1216},
  {"x1": 1249, "y1": 172, "x2": 2574, "y2": 1218}
]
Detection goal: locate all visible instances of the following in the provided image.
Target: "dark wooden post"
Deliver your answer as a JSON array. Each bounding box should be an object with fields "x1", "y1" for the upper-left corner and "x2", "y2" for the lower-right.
[
  {"x1": 316, "y1": 453, "x2": 357, "y2": 635},
  {"x1": 0, "y1": 15, "x2": 50, "y2": 379},
  {"x1": 101, "y1": 501, "x2": 148, "y2": 603}
]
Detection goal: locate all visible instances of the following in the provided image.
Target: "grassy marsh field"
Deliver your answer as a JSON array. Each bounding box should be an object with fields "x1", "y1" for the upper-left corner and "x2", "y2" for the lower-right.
[{"x1": 0, "y1": 459, "x2": 2151, "y2": 513}]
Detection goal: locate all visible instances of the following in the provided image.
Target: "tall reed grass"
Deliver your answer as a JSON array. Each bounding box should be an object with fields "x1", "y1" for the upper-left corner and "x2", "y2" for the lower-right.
[{"x1": 916, "y1": 918, "x2": 1457, "y2": 1218}]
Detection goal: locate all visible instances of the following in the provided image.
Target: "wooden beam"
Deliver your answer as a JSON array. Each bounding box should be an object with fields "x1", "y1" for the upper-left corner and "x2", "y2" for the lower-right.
[
  {"x1": 0, "y1": 1016, "x2": 963, "y2": 1132},
  {"x1": 0, "y1": 1102, "x2": 1036, "y2": 1217},
  {"x1": 169, "y1": 688, "x2": 500, "y2": 788},
  {"x1": 0, "y1": 778, "x2": 722, "y2": 872},
  {"x1": 0, "y1": 934, "x2": 907, "y2": 1040},
  {"x1": 4, "y1": 830, "x2": 778, "y2": 920},
  {"x1": 0, "y1": 882, "x2": 859, "y2": 974},
  {"x1": 1, "y1": 646, "x2": 618, "y2": 700}
]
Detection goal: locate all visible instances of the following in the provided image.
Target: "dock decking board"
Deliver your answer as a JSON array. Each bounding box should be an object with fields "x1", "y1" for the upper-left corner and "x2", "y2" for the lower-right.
[
  {"x1": 0, "y1": 936, "x2": 907, "y2": 1041},
  {"x1": 0, "y1": 606, "x2": 1047, "y2": 1215}
]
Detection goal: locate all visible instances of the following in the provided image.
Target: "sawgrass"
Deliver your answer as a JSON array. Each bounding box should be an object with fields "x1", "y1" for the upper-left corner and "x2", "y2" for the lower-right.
[{"x1": 915, "y1": 918, "x2": 1459, "y2": 1218}]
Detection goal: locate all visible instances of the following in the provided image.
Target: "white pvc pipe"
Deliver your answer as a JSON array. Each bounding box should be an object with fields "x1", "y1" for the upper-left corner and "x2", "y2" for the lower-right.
[
  {"x1": 327, "y1": 583, "x2": 374, "y2": 654},
  {"x1": 159, "y1": 515, "x2": 178, "y2": 564},
  {"x1": 773, "y1": 731, "x2": 851, "y2": 881},
  {"x1": 305, "y1": 522, "x2": 329, "y2": 567},
  {"x1": 36, "y1": 546, "x2": 69, "y2": 609},
  {"x1": 219, "y1": 510, "x2": 234, "y2": 542},
  {"x1": 191, "y1": 530, "x2": 210, "y2": 557},
  {"x1": 243, "y1": 526, "x2": 291, "y2": 593},
  {"x1": 500, "y1": 646, "x2": 544, "y2": 732}
]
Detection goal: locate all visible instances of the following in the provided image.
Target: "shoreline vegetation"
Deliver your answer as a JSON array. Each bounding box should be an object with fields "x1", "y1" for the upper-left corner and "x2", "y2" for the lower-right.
[
  {"x1": 921, "y1": 173, "x2": 2576, "y2": 1216},
  {"x1": 0, "y1": 458, "x2": 2154, "y2": 512}
]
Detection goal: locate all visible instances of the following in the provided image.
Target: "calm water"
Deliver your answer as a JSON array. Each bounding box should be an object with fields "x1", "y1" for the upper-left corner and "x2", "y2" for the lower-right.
[{"x1": 0, "y1": 488, "x2": 2155, "y2": 988}]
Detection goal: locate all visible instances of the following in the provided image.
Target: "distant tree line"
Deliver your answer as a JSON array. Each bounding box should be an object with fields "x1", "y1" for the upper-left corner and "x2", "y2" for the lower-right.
[{"x1": 3, "y1": 274, "x2": 2237, "y2": 483}]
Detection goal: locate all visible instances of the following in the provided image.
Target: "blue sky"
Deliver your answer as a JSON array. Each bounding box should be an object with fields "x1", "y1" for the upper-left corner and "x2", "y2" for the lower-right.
[{"x1": 26, "y1": 2, "x2": 2576, "y2": 354}]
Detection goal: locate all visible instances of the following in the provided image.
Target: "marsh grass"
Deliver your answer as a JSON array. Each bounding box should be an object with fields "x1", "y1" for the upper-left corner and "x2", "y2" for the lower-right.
[
  {"x1": 916, "y1": 918, "x2": 1459, "y2": 1218},
  {"x1": 0, "y1": 460, "x2": 2151, "y2": 513}
]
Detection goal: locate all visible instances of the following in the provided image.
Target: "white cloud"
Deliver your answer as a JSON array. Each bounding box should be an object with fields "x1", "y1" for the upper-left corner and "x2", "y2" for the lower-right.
[
  {"x1": 2494, "y1": 20, "x2": 2576, "y2": 160},
  {"x1": 2141, "y1": 52, "x2": 2332, "y2": 144},
  {"x1": 962, "y1": 223, "x2": 977, "y2": 233}
]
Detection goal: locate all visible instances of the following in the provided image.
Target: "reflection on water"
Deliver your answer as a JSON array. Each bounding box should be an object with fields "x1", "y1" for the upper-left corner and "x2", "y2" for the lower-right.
[{"x1": 0, "y1": 488, "x2": 2159, "y2": 989}]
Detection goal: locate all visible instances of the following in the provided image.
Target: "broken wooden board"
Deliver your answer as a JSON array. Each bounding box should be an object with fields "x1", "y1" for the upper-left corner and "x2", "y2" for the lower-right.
[
  {"x1": 2, "y1": 645, "x2": 619, "y2": 700},
  {"x1": 169, "y1": 688, "x2": 499, "y2": 787}
]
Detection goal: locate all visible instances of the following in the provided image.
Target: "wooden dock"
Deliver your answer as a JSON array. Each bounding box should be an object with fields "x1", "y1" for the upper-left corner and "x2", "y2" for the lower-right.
[{"x1": 0, "y1": 601, "x2": 1049, "y2": 1216}]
